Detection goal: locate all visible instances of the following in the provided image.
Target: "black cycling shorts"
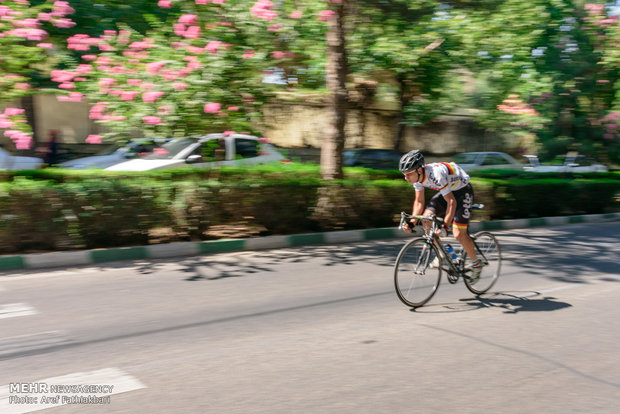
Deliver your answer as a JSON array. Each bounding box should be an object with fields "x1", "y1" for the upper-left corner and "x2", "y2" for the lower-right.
[{"x1": 426, "y1": 184, "x2": 474, "y2": 230}]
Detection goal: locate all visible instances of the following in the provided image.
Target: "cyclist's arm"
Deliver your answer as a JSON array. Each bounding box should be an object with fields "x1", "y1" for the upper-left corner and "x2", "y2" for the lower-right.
[
  {"x1": 412, "y1": 189, "x2": 425, "y2": 225},
  {"x1": 442, "y1": 191, "x2": 457, "y2": 230}
]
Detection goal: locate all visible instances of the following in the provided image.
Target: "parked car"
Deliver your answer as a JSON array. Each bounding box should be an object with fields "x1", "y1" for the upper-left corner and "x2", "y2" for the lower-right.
[
  {"x1": 523, "y1": 154, "x2": 608, "y2": 172},
  {"x1": 106, "y1": 133, "x2": 285, "y2": 171},
  {"x1": 342, "y1": 148, "x2": 403, "y2": 170},
  {"x1": 451, "y1": 151, "x2": 523, "y2": 172},
  {"x1": 0, "y1": 147, "x2": 43, "y2": 170},
  {"x1": 60, "y1": 138, "x2": 171, "y2": 169}
]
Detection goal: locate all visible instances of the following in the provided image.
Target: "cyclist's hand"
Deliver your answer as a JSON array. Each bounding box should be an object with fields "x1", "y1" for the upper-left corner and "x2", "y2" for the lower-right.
[{"x1": 401, "y1": 221, "x2": 413, "y2": 233}]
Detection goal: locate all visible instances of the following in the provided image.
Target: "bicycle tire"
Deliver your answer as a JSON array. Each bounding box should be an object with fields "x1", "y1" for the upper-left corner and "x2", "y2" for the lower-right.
[
  {"x1": 394, "y1": 237, "x2": 442, "y2": 308},
  {"x1": 463, "y1": 231, "x2": 501, "y2": 295}
]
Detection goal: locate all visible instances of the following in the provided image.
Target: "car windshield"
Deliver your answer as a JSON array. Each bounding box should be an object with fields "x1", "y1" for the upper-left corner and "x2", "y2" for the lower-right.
[
  {"x1": 452, "y1": 153, "x2": 479, "y2": 164},
  {"x1": 142, "y1": 138, "x2": 194, "y2": 160}
]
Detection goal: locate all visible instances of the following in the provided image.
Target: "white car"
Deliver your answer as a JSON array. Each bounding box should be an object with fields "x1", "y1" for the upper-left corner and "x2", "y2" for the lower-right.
[
  {"x1": 106, "y1": 133, "x2": 285, "y2": 172},
  {"x1": 523, "y1": 154, "x2": 608, "y2": 172},
  {"x1": 60, "y1": 138, "x2": 170, "y2": 169},
  {"x1": 451, "y1": 152, "x2": 523, "y2": 172},
  {"x1": 0, "y1": 147, "x2": 43, "y2": 170}
]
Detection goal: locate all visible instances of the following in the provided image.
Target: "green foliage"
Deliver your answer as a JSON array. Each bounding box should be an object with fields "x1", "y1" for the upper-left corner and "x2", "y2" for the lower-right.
[{"x1": 0, "y1": 168, "x2": 617, "y2": 253}]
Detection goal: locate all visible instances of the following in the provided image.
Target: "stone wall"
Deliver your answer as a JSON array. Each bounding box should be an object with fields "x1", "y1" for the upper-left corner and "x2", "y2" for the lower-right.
[{"x1": 263, "y1": 101, "x2": 532, "y2": 156}]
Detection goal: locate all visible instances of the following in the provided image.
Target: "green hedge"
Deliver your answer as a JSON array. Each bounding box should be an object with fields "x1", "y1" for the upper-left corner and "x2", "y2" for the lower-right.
[{"x1": 0, "y1": 170, "x2": 618, "y2": 253}]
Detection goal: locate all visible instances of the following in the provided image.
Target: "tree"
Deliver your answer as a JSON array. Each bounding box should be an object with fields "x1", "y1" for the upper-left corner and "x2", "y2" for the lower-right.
[
  {"x1": 48, "y1": 1, "x2": 332, "y2": 143},
  {"x1": 321, "y1": 0, "x2": 348, "y2": 180},
  {"x1": 0, "y1": 0, "x2": 76, "y2": 149}
]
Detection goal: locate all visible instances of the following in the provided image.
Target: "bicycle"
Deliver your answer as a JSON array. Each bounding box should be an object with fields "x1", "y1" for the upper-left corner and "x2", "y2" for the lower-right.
[{"x1": 393, "y1": 205, "x2": 502, "y2": 308}]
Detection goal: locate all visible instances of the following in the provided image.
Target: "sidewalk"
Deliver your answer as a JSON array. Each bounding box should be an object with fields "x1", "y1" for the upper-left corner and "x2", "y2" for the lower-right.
[{"x1": 1, "y1": 212, "x2": 619, "y2": 272}]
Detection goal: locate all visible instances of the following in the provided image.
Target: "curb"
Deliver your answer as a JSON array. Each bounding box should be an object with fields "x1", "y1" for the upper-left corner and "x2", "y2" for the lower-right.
[{"x1": 1, "y1": 212, "x2": 619, "y2": 272}]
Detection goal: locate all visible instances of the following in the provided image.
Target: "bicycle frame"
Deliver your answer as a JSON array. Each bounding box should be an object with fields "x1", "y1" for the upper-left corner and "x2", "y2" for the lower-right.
[{"x1": 399, "y1": 212, "x2": 472, "y2": 283}]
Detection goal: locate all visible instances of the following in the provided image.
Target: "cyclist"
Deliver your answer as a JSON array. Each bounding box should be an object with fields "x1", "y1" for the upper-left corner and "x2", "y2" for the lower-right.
[{"x1": 399, "y1": 149, "x2": 483, "y2": 282}]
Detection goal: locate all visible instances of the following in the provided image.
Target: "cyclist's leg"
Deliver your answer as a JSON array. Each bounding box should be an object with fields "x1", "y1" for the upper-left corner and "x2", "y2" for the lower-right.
[
  {"x1": 424, "y1": 193, "x2": 445, "y2": 234},
  {"x1": 451, "y1": 185, "x2": 477, "y2": 262}
]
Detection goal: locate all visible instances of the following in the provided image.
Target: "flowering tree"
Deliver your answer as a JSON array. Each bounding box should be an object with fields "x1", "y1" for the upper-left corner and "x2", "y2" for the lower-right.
[
  {"x1": 49, "y1": 0, "x2": 331, "y2": 144},
  {"x1": 0, "y1": 0, "x2": 75, "y2": 149}
]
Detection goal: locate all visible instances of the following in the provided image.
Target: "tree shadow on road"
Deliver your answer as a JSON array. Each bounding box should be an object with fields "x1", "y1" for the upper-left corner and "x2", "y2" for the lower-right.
[
  {"x1": 413, "y1": 291, "x2": 572, "y2": 314},
  {"x1": 172, "y1": 240, "x2": 402, "y2": 281},
  {"x1": 121, "y1": 222, "x2": 619, "y2": 284}
]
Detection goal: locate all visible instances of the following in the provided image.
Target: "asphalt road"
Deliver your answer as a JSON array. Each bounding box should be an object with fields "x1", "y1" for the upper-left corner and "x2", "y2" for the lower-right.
[{"x1": 1, "y1": 222, "x2": 619, "y2": 414}]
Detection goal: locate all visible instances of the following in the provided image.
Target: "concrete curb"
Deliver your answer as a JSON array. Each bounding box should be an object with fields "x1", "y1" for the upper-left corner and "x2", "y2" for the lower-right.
[{"x1": 1, "y1": 212, "x2": 619, "y2": 272}]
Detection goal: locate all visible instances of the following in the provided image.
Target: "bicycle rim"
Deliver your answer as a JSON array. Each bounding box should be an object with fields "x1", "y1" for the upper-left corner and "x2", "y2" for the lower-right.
[
  {"x1": 394, "y1": 238, "x2": 442, "y2": 308},
  {"x1": 463, "y1": 231, "x2": 501, "y2": 295}
]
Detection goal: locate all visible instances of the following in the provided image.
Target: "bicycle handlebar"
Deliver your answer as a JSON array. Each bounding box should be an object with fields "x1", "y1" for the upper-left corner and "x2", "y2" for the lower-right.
[{"x1": 399, "y1": 212, "x2": 445, "y2": 234}]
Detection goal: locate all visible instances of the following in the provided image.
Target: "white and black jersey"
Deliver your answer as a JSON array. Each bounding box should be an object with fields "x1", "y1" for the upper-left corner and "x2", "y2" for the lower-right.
[{"x1": 413, "y1": 162, "x2": 470, "y2": 196}]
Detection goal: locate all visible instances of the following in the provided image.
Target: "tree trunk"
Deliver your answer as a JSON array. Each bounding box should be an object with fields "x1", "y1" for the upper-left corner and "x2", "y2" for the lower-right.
[
  {"x1": 394, "y1": 75, "x2": 416, "y2": 152},
  {"x1": 320, "y1": 0, "x2": 348, "y2": 180}
]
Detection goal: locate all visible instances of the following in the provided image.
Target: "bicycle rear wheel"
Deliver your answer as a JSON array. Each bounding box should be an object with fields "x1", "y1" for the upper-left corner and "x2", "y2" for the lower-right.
[
  {"x1": 394, "y1": 238, "x2": 442, "y2": 308},
  {"x1": 463, "y1": 231, "x2": 501, "y2": 295}
]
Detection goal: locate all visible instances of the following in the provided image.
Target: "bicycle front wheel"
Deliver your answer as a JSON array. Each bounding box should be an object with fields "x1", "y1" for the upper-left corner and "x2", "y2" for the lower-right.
[
  {"x1": 394, "y1": 238, "x2": 442, "y2": 308},
  {"x1": 463, "y1": 231, "x2": 501, "y2": 295}
]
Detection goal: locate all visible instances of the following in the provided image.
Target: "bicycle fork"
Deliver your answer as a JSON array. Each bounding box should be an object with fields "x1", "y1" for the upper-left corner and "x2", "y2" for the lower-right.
[{"x1": 413, "y1": 242, "x2": 433, "y2": 275}]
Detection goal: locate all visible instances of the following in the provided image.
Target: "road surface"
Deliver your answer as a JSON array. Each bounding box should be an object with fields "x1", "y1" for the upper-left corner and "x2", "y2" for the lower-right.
[{"x1": 1, "y1": 222, "x2": 619, "y2": 413}]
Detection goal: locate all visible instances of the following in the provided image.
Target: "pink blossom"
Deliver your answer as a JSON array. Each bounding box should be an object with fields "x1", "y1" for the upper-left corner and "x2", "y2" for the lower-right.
[
  {"x1": 158, "y1": 106, "x2": 172, "y2": 115},
  {"x1": 187, "y1": 46, "x2": 205, "y2": 54},
  {"x1": 57, "y1": 92, "x2": 83, "y2": 102},
  {"x1": 172, "y1": 82, "x2": 188, "y2": 90},
  {"x1": 75, "y1": 64, "x2": 92, "y2": 74},
  {"x1": 37, "y1": 42, "x2": 53, "y2": 48},
  {"x1": 85, "y1": 134, "x2": 102, "y2": 144},
  {"x1": 242, "y1": 50, "x2": 255, "y2": 59},
  {"x1": 228, "y1": 106, "x2": 239, "y2": 111},
  {"x1": 183, "y1": 25, "x2": 201, "y2": 39},
  {"x1": 223, "y1": 130, "x2": 234, "y2": 136},
  {"x1": 317, "y1": 10, "x2": 335, "y2": 21},
  {"x1": 146, "y1": 61, "x2": 166, "y2": 75},
  {"x1": 143, "y1": 116, "x2": 162, "y2": 125},
  {"x1": 289, "y1": 11, "x2": 302, "y2": 19},
  {"x1": 179, "y1": 14, "x2": 198, "y2": 25},
  {"x1": 268, "y1": 24, "x2": 282, "y2": 32},
  {"x1": 196, "y1": 0, "x2": 209, "y2": 4},
  {"x1": 127, "y1": 79, "x2": 143, "y2": 86},
  {"x1": 272, "y1": 51, "x2": 286, "y2": 59},
  {"x1": 251, "y1": 0, "x2": 277, "y2": 21},
  {"x1": 174, "y1": 24, "x2": 186, "y2": 37},
  {"x1": 121, "y1": 91, "x2": 140, "y2": 101},
  {"x1": 81, "y1": 54, "x2": 96, "y2": 61},
  {"x1": 53, "y1": 1, "x2": 76, "y2": 16},
  {"x1": 17, "y1": 19, "x2": 40, "y2": 28},
  {"x1": 205, "y1": 40, "x2": 222, "y2": 54},
  {"x1": 8, "y1": 28, "x2": 48, "y2": 41},
  {"x1": 38, "y1": 12, "x2": 52, "y2": 21},
  {"x1": 142, "y1": 91, "x2": 165, "y2": 103},
  {"x1": 4, "y1": 108, "x2": 25, "y2": 116},
  {"x1": 58, "y1": 82, "x2": 75, "y2": 90},
  {"x1": 158, "y1": 0, "x2": 172, "y2": 8},
  {"x1": 204, "y1": 102, "x2": 221, "y2": 113},
  {"x1": 129, "y1": 40, "x2": 154, "y2": 50},
  {"x1": 162, "y1": 71, "x2": 180, "y2": 81},
  {"x1": 98, "y1": 43, "x2": 115, "y2": 52},
  {"x1": 52, "y1": 18, "x2": 76, "y2": 29},
  {"x1": 15, "y1": 83, "x2": 29, "y2": 90},
  {"x1": 0, "y1": 120, "x2": 13, "y2": 129},
  {"x1": 99, "y1": 78, "x2": 116, "y2": 88}
]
